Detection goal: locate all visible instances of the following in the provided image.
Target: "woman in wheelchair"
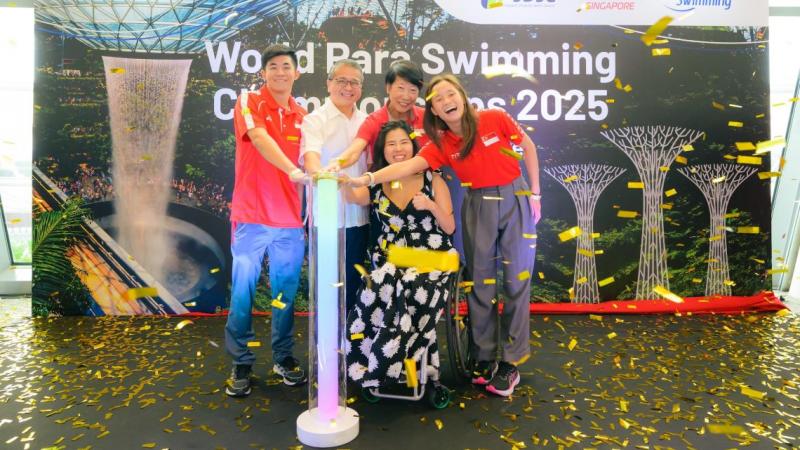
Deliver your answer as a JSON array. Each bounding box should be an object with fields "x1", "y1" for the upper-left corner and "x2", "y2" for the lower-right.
[{"x1": 343, "y1": 120, "x2": 456, "y2": 399}]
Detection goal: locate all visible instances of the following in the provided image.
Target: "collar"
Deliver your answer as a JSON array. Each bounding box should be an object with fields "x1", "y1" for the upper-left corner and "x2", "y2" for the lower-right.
[
  {"x1": 321, "y1": 98, "x2": 362, "y2": 121},
  {"x1": 259, "y1": 85, "x2": 302, "y2": 114}
]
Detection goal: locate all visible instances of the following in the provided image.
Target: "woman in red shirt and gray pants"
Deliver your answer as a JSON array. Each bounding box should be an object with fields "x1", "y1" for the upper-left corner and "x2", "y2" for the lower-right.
[{"x1": 349, "y1": 74, "x2": 541, "y2": 397}]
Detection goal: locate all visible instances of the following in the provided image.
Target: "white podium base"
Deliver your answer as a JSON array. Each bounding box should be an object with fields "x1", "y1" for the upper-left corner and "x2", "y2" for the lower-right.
[{"x1": 297, "y1": 407, "x2": 359, "y2": 448}]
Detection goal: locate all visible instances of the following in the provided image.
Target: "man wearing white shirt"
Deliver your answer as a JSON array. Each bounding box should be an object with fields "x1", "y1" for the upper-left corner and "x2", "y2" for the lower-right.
[{"x1": 300, "y1": 59, "x2": 369, "y2": 313}]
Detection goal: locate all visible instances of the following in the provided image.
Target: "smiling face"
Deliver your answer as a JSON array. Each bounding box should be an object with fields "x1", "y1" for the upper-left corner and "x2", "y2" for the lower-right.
[
  {"x1": 260, "y1": 55, "x2": 299, "y2": 95},
  {"x1": 382, "y1": 128, "x2": 415, "y2": 165},
  {"x1": 386, "y1": 77, "x2": 420, "y2": 117},
  {"x1": 430, "y1": 80, "x2": 466, "y2": 127},
  {"x1": 327, "y1": 65, "x2": 362, "y2": 111}
]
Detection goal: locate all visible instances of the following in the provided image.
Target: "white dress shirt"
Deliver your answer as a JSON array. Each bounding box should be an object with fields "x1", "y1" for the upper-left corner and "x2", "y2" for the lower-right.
[{"x1": 300, "y1": 99, "x2": 369, "y2": 228}]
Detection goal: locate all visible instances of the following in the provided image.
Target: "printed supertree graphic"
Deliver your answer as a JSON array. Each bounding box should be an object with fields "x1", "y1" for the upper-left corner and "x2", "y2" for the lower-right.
[
  {"x1": 546, "y1": 164, "x2": 626, "y2": 303},
  {"x1": 678, "y1": 164, "x2": 757, "y2": 296},
  {"x1": 601, "y1": 126, "x2": 704, "y2": 299}
]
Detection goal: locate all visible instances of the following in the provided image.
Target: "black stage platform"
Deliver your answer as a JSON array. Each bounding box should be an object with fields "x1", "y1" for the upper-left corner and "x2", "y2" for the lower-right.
[{"x1": 1, "y1": 311, "x2": 798, "y2": 449}]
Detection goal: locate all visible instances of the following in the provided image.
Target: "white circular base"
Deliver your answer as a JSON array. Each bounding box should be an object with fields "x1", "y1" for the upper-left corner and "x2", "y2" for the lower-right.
[{"x1": 297, "y1": 407, "x2": 359, "y2": 448}]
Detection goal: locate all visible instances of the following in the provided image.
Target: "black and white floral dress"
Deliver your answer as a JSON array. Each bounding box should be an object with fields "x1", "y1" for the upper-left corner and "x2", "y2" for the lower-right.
[{"x1": 346, "y1": 170, "x2": 456, "y2": 388}]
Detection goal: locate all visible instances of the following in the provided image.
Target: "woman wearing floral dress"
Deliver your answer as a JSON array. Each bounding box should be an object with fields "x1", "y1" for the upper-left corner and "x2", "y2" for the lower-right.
[{"x1": 343, "y1": 120, "x2": 456, "y2": 390}]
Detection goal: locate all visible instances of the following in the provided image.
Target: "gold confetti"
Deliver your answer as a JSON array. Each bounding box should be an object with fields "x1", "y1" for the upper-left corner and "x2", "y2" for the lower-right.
[
  {"x1": 500, "y1": 147, "x2": 522, "y2": 160},
  {"x1": 271, "y1": 298, "x2": 286, "y2": 309},
  {"x1": 755, "y1": 137, "x2": 786, "y2": 154},
  {"x1": 653, "y1": 285, "x2": 683, "y2": 303},
  {"x1": 247, "y1": 341, "x2": 261, "y2": 348},
  {"x1": 209, "y1": 267, "x2": 221, "y2": 274},
  {"x1": 712, "y1": 176, "x2": 726, "y2": 183},
  {"x1": 460, "y1": 182, "x2": 472, "y2": 187},
  {"x1": 757, "y1": 171, "x2": 780, "y2": 179},
  {"x1": 141, "y1": 444, "x2": 156, "y2": 449},
  {"x1": 350, "y1": 333, "x2": 364, "y2": 340},
  {"x1": 576, "y1": 276, "x2": 588, "y2": 284},
  {"x1": 651, "y1": 48, "x2": 671, "y2": 56},
  {"x1": 425, "y1": 91, "x2": 437, "y2": 101},
  {"x1": 558, "y1": 226, "x2": 582, "y2": 242},
  {"x1": 682, "y1": 144, "x2": 694, "y2": 151},
  {"x1": 515, "y1": 190, "x2": 533, "y2": 196},
  {"x1": 404, "y1": 359, "x2": 418, "y2": 388},
  {"x1": 434, "y1": 418, "x2": 444, "y2": 430},
  {"x1": 675, "y1": 155, "x2": 687, "y2": 164},
  {"x1": 522, "y1": 233, "x2": 537, "y2": 239},
  {"x1": 641, "y1": 16, "x2": 673, "y2": 46},
  {"x1": 563, "y1": 175, "x2": 579, "y2": 183},
  {"x1": 390, "y1": 180, "x2": 401, "y2": 189},
  {"x1": 767, "y1": 268, "x2": 788, "y2": 274},
  {"x1": 567, "y1": 339, "x2": 578, "y2": 351},
  {"x1": 598, "y1": 277, "x2": 615, "y2": 287},
  {"x1": 110, "y1": 67, "x2": 125, "y2": 74},
  {"x1": 92, "y1": 343, "x2": 105, "y2": 350},
  {"x1": 735, "y1": 141, "x2": 756, "y2": 151},
  {"x1": 589, "y1": 314, "x2": 603, "y2": 321},
  {"x1": 617, "y1": 210, "x2": 638, "y2": 218},
  {"x1": 125, "y1": 286, "x2": 158, "y2": 301},
  {"x1": 607, "y1": 332, "x2": 617, "y2": 339},
  {"x1": 517, "y1": 270, "x2": 530, "y2": 281},
  {"x1": 387, "y1": 245, "x2": 459, "y2": 272},
  {"x1": 623, "y1": 84, "x2": 632, "y2": 93},
  {"x1": 728, "y1": 121, "x2": 744, "y2": 128},
  {"x1": 712, "y1": 101, "x2": 726, "y2": 111},
  {"x1": 286, "y1": 135, "x2": 299, "y2": 141},
  {"x1": 736, "y1": 155, "x2": 762, "y2": 165},
  {"x1": 736, "y1": 226, "x2": 759, "y2": 234},
  {"x1": 538, "y1": 272, "x2": 545, "y2": 280},
  {"x1": 707, "y1": 424, "x2": 745, "y2": 435},
  {"x1": 483, "y1": 278, "x2": 496, "y2": 285},
  {"x1": 577, "y1": 248, "x2": 593, "y2": 257},
  {"x1": 409, "y1": 132, "x2": 417, "y2": 140},
  {"x1": 627, "y1": 181, "x2": 644, "y2": 189},
  {"x1": 175, "y1": 319, "x2": 193, "y2": 330}
]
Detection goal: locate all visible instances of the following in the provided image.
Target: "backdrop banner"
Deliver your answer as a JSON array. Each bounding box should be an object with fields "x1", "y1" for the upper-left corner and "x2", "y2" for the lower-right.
[{"x1": 33, "y1": 0, "x2": 771, "y2": 315}]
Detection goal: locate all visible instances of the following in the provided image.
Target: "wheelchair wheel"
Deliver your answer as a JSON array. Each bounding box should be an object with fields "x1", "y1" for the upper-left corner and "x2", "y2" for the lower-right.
[
  {"x1": 445, "y1": 266, "x2": 475, "y2": 383},
  {"x1": 361, "y1": 387, "x2": 380, "y2": 403},
  {"x1": 427, "y1": 382, "x2": 452, "y2": 409}
]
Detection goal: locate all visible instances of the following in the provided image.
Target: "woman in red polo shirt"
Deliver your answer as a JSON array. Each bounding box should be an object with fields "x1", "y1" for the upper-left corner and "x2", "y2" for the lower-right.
[{"x1": 348, "y1": 74, "x2": 541, "y2": 397}]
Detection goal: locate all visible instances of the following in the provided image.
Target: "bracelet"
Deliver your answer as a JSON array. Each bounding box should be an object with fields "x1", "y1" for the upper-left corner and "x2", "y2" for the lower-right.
[
  {"x1": 289, "y1": 168, "x2": 303, "y2": 178},
  {"x1": 531, "y1": 193, "x2": 542, "y2": 201},
  {"x1": 365, "y1": 171, "x2": 376, "y2": 187}
]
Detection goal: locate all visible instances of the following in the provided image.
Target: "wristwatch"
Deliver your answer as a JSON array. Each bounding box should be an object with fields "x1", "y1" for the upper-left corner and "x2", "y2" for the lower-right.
[{"x1": 531, "y1": 192, "x2": 542, "y2": 201}]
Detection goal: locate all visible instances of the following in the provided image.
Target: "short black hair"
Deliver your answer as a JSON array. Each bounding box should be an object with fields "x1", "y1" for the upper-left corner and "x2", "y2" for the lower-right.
[
  {"x1": 385, "y1": 60, "x2": 423, "y2": 90},
  {"x1": 262, "y1": 44, "x2": 298, "y2": 69},
  {"x1": 370, "y1": 121, "x2": 420, "y2": 173}
]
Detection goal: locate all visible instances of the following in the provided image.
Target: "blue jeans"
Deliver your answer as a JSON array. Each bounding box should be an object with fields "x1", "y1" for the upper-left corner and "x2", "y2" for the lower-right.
[{"x1": 225, "y1": 223, "x2": 305, "y2": 366}]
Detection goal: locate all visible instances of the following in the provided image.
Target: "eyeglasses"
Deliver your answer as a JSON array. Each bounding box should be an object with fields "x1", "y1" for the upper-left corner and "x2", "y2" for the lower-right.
[{"x1": 332, "y1": 78, "x2": 362, "y2": 88}]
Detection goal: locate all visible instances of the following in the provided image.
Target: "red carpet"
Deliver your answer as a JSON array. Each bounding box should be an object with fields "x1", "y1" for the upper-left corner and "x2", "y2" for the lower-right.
[{"x1": 176, "y1": 291, "x2": 788, "y2": 317}]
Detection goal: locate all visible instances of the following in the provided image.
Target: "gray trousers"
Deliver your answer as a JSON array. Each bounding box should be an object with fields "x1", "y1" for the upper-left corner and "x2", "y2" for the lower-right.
[{"x1": 462, "y1": 177, "x2": 535, "y2": 364}]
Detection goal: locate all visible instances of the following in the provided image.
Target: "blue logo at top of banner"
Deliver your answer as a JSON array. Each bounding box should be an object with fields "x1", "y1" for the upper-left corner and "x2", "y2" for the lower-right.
[
  {"x1": 666, "y1": 0, "x2": 732, "y2": 12},
  {"x1": 480, "y1": 0, "x2": 556, "y2": 9}
]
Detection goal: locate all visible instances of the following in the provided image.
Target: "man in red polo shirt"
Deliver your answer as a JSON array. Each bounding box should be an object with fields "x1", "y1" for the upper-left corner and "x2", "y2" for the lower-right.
[{"x1": 225, "y1": 44, "x2": 309, "y2": 397}]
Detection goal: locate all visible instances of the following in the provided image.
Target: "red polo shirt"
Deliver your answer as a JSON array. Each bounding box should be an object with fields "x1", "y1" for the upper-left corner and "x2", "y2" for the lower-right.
[
  {"x1": 231, "y1": 86, "x2": 307, "y2": 227},
  {"x1": 418, "y1": 109, "x2": 525, "y2": 189},
  {"x1": 356, "y1": 102, "x2": 429, "y2": 157}
]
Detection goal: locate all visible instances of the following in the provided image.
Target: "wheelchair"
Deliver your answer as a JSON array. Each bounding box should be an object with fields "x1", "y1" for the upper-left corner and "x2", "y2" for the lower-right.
[{"x1": 358, "y1": 265, "x2": 473, "y2": 409}]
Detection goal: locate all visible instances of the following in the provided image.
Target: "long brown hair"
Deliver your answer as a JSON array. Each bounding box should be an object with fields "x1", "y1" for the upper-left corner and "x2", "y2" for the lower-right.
[{"x1": 423, "y1": 74, "x2": 478, "y2": 160}]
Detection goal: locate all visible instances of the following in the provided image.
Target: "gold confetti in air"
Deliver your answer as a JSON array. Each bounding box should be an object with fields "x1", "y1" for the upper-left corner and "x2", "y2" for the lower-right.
[
  {"x1": 736, "y1": 155, "x2": 762, "y2": 165},
  {"x1": 522, "y1": 233, "x2": 537, "y2": 239},
  {"x1": 737, "y1": 226, "x2": 760, "y2": 234},
  {"x1": 653, "y1": 285, "x2": 683, "y2": 303},
  {"x1": 404, "y1": 359, "x2": 418, "y2": 387},
  {"x1": 482, "y1": 64, "x2": 538, "y2": 83},
  {"x1": 767, "y1": 268, "x2": 788, "y2": 275},
  {"x1": 755, "y1": 137, "x2": 786, "y2": 154},
  {"x1": 271, "y1": 298, "x2": 286, "y2": 309},
  {"x1": 728, "y1": 121, "x2": 744, "y2": 128},
  {"x1": 712, "y1": 101, "x2": 726, "y2": 111},
  {"x1": 558, "y1": 226, "x2": 581, "y2": 242},
  {"x1": 434, "y1": 418, "x2": 444, "y2": 430},
  {"x1": 675, "y1": 155, "x2": 687, "y2": 164},
  {"x1": 736, "y1": 141, "x2": 756, "y2": 151},
  {"x1": 538, "y1": 272, "x2": 545, "y2": 280},
  {"x1": 641, "y1": 16, "x2": 673, "y2": 46},
  {"x1": 247, "y1": 341, "x2": 261, "y2": 348},
  {"x1": 409, "y1": 131, "x2": 417, "y2": 139},
  {"x1": 712, "y1": 176, "x2": 726, "y2": 184},
  {"x1": 607, "y1": 332, "x2": 618, "y2": 339},
  {"x1": 425, "y1": 91, "x2": 437, "y2": 101},
  {"x1": 576, "y1": 276, "x2": 588, "y2": 284},
  {"x1": 483, "y1": 278, "x2": 496, "y2": 285},
  {"x1": 110, "y1": 67, "x2": 125, "y2": 74},
  {"x1": 651, "y1": 48, "x2": 671, "y2": 56},
  {"x1": 598, "y1": 277, "x2": 615, "y2": 287},
  {"x1": 617, "y1": 210, "x2": 638, "y2": 219},
  {"x1": 125, "y1": 286, "x2": 158, "y2": 301},
  {"x1": 517, "y1": 270, "x2": 530, "y2": 281},
  {"x1": 682, "y1": 144, "x2": 694, "y2": 151},
  {"x1": 175, "y1": 319, "x2": 193, "y2": 330},
  {"x1": 500, "y1": 147, "x2": 522, "y2": 160},
  {"x1": 350, "y1": 333, "x2": 364, "y2": 341},
  {"x1": 387, "y1": 245, "x2": 459, "y2": 272},
  {"x1": 627, "y1": 181, "x2": 644, "y2": 189},
  {"x1": 757, "y1": 171, "x2": 780, "y2": 179},
  {"x1": 563, "y1": 175, "x2": 579, "y2": 183},
  {"x1": 390, "y1": 181, "x2": 402, "y2": 189},
  {"x1": 209, "y1": 267, "x2": 220, "y2": 274}
]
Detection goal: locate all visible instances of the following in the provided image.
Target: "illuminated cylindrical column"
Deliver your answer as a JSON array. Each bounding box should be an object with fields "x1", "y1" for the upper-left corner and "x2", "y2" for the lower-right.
[{"x1": 297, "y1": 173, "x2": 358, "y2": 447}]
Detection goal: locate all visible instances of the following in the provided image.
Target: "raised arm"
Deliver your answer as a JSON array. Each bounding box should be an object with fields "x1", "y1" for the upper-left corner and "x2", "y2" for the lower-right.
[
  {"x1": 349, "y1": 155, "x2": 430, "y2": 187},
  {"x1": 326, "y1": 137, "x2": 368, "y2": 171}
]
